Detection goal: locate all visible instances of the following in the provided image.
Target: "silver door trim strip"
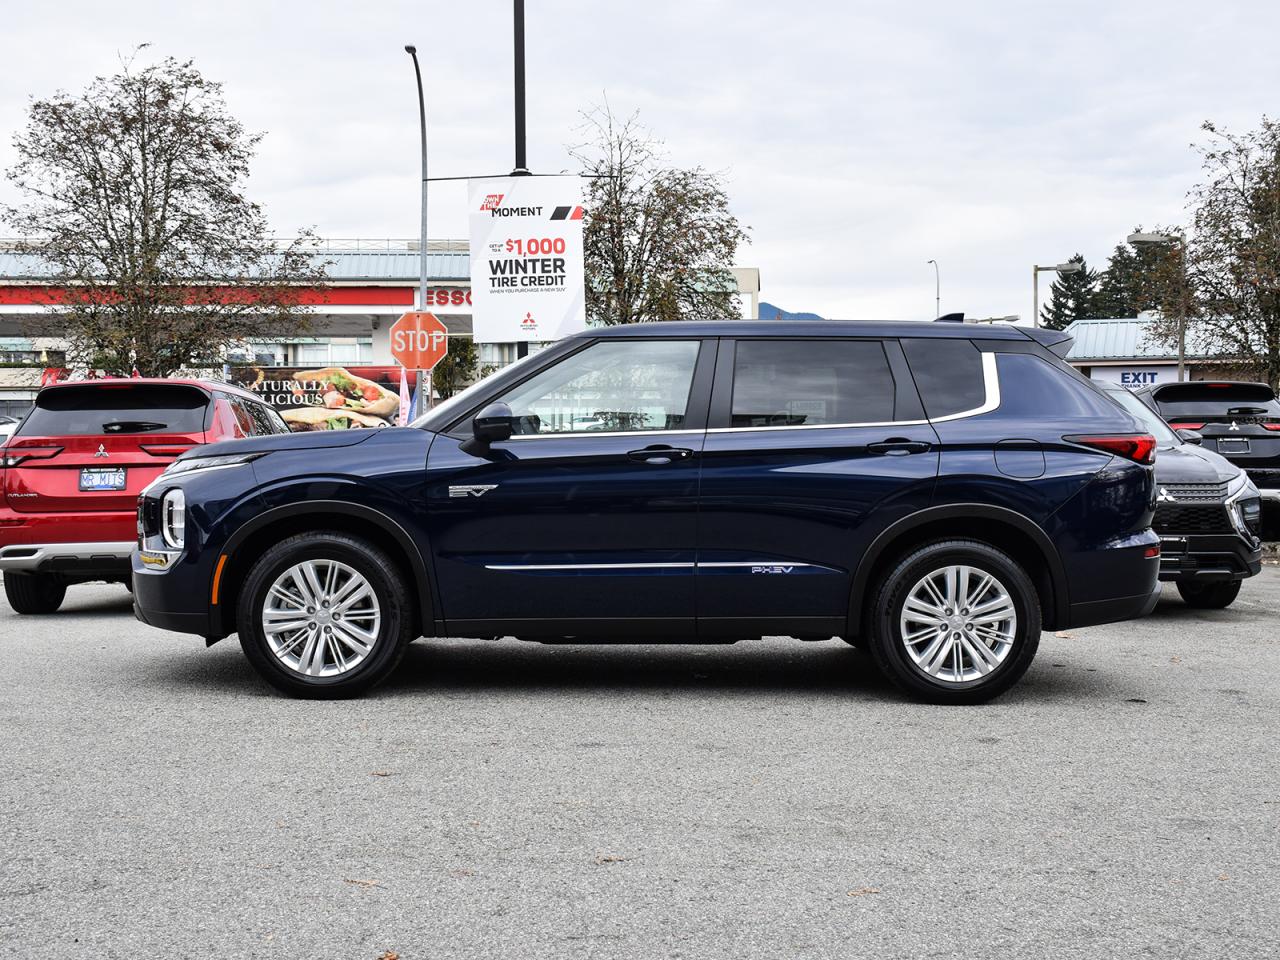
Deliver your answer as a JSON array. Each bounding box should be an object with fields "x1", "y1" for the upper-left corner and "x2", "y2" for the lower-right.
[
  {"x1": 506, "y1": 429, "x2": 705, "y2": 441},
  {"x1": 484, "y1": 561, "x2": 816, "y2": 571}
]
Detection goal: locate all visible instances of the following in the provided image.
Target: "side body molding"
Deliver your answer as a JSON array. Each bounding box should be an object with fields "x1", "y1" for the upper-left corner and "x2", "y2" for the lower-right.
[{"x1": 845, "y1": 503, "x2": 1070, "y2": 635}]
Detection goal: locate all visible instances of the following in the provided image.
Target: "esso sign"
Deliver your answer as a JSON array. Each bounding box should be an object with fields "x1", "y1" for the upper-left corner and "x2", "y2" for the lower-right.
[{"x1": 390, "y1": 311, "x2": 449, "y2": 369}]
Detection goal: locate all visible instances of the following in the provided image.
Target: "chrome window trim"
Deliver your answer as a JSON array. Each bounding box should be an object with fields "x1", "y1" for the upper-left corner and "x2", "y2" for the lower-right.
[
  {"x1": 706, "y1": 348, "x2": 999, "y2": 433},
  {"x1": 506, "y1": 428, "x2": 705, "y2": 441},
  {"x1": 485, "y1": 560, "x2": 817, "y2": 571}
]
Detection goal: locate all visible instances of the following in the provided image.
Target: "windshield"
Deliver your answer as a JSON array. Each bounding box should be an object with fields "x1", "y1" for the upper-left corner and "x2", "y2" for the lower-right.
[
  {"x1": 409, "y1": 351, "x2": 542, "y2": 430},
  {"x1": 1102, "y1": 385, "x2": 1180, "y2": 446}
]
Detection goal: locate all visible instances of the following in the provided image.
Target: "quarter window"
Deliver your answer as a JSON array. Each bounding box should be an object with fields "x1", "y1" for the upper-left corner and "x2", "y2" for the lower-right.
[
  {"x1": 497, "y1": 339, "x2": 701, "y2": 435},
  {"x1": 900, "y1": 338, "x2": 986, "y2": 419},
  {"x1": 730, "y1": 340, "x2": 896, "y2": 427}
]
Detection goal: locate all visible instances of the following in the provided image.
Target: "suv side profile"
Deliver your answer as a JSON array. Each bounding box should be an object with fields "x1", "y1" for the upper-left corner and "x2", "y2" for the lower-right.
[
  {"x1": 0, "y1": 378, "x2": 289, "y2": 614},
  {"x1": 133, "y1": 322, "x2": 1161, "y2": 704}
]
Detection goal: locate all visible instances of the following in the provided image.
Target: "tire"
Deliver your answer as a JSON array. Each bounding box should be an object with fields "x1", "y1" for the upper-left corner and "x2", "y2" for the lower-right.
[
  {"x1": 1175, "y1": 579, "x2": 1241, "y2": 609},
  {"x1": 237, "y1": 531, "x2": 414, "y2": 699},
  {"x1": 3, "y1": 572, "x2": 67, "y2": 614},
  {"x1": 865, "y1": 539, "x2": 1042, "y2": 705}
]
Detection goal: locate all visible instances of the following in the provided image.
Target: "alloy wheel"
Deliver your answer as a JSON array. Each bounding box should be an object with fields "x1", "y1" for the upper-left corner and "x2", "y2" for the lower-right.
[
  {"x1": 899, "y1": 564, "x2": 1017, "y2": 684},
  {"x1": 261, "y1": 559, "x2": 382, "y2": 678}
]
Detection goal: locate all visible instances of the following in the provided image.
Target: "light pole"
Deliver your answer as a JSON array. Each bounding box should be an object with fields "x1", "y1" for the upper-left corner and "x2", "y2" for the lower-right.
[
  {"x1": 1032, "y1": 261, "x2": 1082, "y2": 328},
  {"x1": 1128, "y1": 231, "x2": 1187, "y2": 382},
  {"x1": 927, "y1": 260, "x2": 940, "y2": 318},
  {"x1": 405, "y1": 44, "x2": 429, "y2": 412}
]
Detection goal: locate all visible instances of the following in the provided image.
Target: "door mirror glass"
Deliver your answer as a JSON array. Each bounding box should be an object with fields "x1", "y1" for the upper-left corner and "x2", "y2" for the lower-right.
[
  {"x1": 494, "y1": 340, "x2": 700, "y2": 435},
  {"x1": 1176, "y1": 428, "x2": 1204, "y2": 445}
]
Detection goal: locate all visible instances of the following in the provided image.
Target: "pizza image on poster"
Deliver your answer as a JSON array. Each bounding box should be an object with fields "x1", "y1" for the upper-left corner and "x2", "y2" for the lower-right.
[{"x1": 226, "y1": 365, "x2": 419, "y2": 430}]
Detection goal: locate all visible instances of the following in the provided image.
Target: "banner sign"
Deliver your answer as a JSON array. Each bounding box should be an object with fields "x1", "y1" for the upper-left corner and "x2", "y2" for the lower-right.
[
  {"x1": 225, "y1": 365, "x2": 419, "y2": 431},
  {"x1": 468, "y1": 175, "x2": 586, "y2": 343}
]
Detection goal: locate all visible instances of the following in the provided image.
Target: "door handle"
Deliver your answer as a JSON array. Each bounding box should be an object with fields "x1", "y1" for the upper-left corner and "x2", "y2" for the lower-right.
[
  {"x1": 867, "y1": 438, "x2": 932, "y2": 456},
  {"x1": 627, "y1": 445, "x2": 694, "y2": 465}
]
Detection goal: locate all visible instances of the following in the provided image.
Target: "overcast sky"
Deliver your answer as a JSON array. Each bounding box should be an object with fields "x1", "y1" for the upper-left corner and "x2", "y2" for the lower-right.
[{"x1": 3, "y1": 0, "x2": 1279, "y2": 322}]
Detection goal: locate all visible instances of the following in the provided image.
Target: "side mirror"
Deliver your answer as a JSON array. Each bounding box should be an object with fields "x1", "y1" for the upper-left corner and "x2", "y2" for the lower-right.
[
  {"x1": 461, "y1": 401, "x2": 514, "y2": 456},
  {"x1": 1176, "y1": 428, "x2": 1203, "y2": 445}
]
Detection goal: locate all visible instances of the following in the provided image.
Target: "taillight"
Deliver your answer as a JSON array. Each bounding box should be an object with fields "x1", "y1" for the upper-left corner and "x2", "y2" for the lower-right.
[
  {"x1": 140, "y1": 444, "x2": 196, "y2": 457},
  {"x1": 1262, "y1": 423, "x2": 1280, "y2": 432},
  {"x1": 2, "y1": 445, "x2": 63, "y2": 467},
  {"x1": 1065, "y1": 434, "x2": 1157, "y2": 465},
  {"x1": 1168, "y1": 421, "x2": 1205, "y2": 430}
]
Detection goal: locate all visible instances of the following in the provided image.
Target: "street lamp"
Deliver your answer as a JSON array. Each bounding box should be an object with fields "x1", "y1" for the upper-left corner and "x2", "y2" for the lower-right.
[
  {"x1": 927, "y1": 260, "x2": 940, "y2": 318},
  {"x1": 1032, "y1": 261, "x2": 1082, "y2": 328},
  {"x1": 1127, "y1": 231, "x2": 1188, "y2": 382},
  {"x1": 405, "y1": 44, "x2": 429, "y2": 412}
]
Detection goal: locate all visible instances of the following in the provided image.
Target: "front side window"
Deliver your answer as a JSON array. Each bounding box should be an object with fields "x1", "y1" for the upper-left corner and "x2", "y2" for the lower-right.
[
  {"x1": 497, "y1": 339, "x2": 701, "y2": 435},
  {"x1": 730, "y1": 340, "x2": 896, "y2": 427}
]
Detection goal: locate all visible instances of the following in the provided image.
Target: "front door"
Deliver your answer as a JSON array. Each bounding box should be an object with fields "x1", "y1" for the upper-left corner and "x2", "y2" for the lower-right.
[
  {"x1": 696, "y1": 338, "x2": 940, "y2": 637},
  {"x1": 427, "y1": 337, "x2": 715, "y2": 637}
]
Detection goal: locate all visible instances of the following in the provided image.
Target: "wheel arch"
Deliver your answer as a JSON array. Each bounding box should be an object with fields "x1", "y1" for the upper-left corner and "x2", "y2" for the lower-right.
[
  {"x1": 210, "y1": 501, "x2": 434, "y2": 638},
  {"x1": 846, "y1": 504, "x2": 1069, "y2": 636}
]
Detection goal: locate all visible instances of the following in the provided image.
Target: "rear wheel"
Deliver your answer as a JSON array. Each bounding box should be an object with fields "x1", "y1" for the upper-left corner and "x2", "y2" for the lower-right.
[
  {"x1": 237, "y1": 532, "x2": 414, "y2": 699},
  {"x1": 3, "y1": 572, "x2": 67, "y2": 614},
  {"x1": 866, "y1": 539, "x2": 1041, "y2": 704},
  {"x1": 1175, "y1": 579, "x2": 1241, "y2": 609}
]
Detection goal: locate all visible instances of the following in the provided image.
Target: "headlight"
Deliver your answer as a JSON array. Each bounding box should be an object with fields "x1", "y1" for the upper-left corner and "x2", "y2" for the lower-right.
[
  {"x1": 1225, "y1": 472, "x2": 1263, "y2": 541},
  {"x1": 165, "y1": 452, "x2": 263, "y2": 477},
  {"x1": 161, "y1": 488, "x2": 186, "y2": 549}
]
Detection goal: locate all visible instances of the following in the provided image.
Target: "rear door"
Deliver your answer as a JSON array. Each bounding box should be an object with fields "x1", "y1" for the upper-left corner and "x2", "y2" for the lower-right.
[
  {"x1": 1149, "y1": 383, "x2": 1280, "y2": 485},
  {"x1": 3, "y1": 383, "x2": 212, "y2": 514},
  {"x1": 696, "y1": 337, "x2": 939, "y2": 637}
]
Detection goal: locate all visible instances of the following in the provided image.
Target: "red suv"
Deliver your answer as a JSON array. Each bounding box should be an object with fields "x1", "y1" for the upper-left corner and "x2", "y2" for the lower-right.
[{"x1": 0, "y1": 379, "x2": 289, "y2": 614}]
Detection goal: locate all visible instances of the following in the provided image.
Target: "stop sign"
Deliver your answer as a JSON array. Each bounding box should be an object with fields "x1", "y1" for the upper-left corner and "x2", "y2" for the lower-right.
[{"x1": 389, "y1": 311, "x2": 449, "y2": 369}]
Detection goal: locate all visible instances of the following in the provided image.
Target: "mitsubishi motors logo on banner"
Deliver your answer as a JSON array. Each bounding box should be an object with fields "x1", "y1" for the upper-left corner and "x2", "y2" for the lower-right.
[{"x1": 468, "y1": 175, "x2": 587, "y2": 343}]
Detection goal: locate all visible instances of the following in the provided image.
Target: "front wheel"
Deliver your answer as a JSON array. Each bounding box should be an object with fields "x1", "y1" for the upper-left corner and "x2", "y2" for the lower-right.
[
  {"x1": 1175, "y1": 579, "x2": 1241, "y2": 609},
  {"x1": 866, "y1": 539, "x2": 1042, "y2": 704},
  {"x1": 4, "y1": 572, "x2": 67, "y2": 614},
  {"x1": 237, "y1": 532, "x2": 414, "y2": 698}
]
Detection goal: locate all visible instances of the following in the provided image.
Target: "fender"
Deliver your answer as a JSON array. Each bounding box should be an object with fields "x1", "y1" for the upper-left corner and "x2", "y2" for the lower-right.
[
  {"x1": 213, "y1": 499, "x2": 436, "y2": 637},
  {"x1": 845, "y1": 503, "x2": 1070, "y2": 634}
]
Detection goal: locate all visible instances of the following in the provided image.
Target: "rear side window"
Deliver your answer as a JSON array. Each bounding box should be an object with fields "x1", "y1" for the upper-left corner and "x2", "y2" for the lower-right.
[
  {"x1": 995, "y1": 354, "x2": 1125, "y2": 419},
  {"x1": 19, "y1": 384, "x2": 210, "y2": 436},
  {"x1": 731, "y1": 340, "x2": 895, "y2": 427},
  {"x1": 901, "y1": 338, "x2": 986, "y2": 418}
]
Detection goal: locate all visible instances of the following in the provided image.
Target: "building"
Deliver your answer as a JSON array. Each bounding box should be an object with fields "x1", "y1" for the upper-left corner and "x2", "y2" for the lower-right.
[
  {"x1": 0, "y1": 238, "x2": 762, "y2": 412},
  {"x1": 1063, "y1": 314, "x2": 1241, "y2": 387}
]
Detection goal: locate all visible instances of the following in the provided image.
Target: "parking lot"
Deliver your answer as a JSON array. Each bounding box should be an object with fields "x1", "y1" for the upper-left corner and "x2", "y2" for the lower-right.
[{"x1": 1, "y1": 571, "x2": 1277, "y2": 960}]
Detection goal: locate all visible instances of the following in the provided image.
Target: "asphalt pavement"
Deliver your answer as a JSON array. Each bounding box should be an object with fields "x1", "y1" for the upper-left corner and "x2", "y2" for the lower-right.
[{"x1": 2, "y1": 570, "x2": 1279, "y2": 959}]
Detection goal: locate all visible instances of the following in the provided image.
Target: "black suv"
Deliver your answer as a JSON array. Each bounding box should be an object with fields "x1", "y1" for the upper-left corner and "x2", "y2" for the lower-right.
[
  {"x1": 1135, "y1": 381, "x2": 1280, "y2": 537},
  {"x1": 1102, "y1": 383, "x2": 1262, "y2": 607},
  {"x1": 133, "y1": 322, "x2": 1161, "y2": 703}
]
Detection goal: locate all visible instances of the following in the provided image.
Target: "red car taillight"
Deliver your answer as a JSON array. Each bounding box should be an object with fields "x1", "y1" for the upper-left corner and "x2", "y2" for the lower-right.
[
  {"x1": 140, "y1": 444, "x2": 196, "y2": 457},
  {"x1": 1065, "y1": 434, "x2": 1157, "y2": 465},
  {"x1": 1, "y1": 445, "x2": 63, "y2": 467},
  {"x1": 1168, "y1": 421, "x2": 1205, "y2": 430},
  {"x1": 1262, "y1": 423, "x2": 1280, "y2": 432}
]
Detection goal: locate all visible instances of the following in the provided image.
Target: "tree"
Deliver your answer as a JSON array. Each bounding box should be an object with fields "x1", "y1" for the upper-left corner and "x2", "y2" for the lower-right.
[
  {"x1": 1146, "y1": 120, "x2": 1280, "y2": 388},
  {"x1": 430, "y1": 336, "x2": 480, "y2": 400},
  {"x1": 1040, "y1": 254, "x2": 1100, "y2": 330},
  {"x1": 569, "y1": 107, "x2": 748, "y2": 325},
  {"x1": 2, "y1": 51, "x2": 326, "y2": 377},
  {"x1": 1093, "y1": 227, "x2": 1178, "y2": 318}
]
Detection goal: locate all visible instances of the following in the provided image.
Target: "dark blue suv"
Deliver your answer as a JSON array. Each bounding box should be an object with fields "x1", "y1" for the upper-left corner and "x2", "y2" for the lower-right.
[{"x1": 133, "y1": 322, "x2": 1161, "y2": 703}]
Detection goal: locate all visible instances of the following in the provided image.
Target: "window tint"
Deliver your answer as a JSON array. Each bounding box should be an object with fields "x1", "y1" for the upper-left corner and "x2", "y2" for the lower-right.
[
  {"x1": 19, "y1": 384, "x2": 209, "y2": 436},
  {"x1": 498, "y1": 340, "x2": 700, "y2": 435},
  {"x1": 730, "y1": 340, "x2": 895, "y2": 427},
  {"x1": 226, "y1": 396, "x2": 256, "y2": 436},
  {"x1": 996, "y1": 353, "x2": 1125, "y2": 419},
  {"x1": 901, "y1": 338, "x2": 986, "y2": 418},
  {"x1": 243, "y1": 399, "x2": 285, "y2": 435}
]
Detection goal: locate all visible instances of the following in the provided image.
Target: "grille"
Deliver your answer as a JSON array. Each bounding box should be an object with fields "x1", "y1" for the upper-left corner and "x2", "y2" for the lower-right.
[
  {"x1": 1158, "y1": 482, "x2": 1229, "y2": 501},
  {"x1": 1153, "y1": 502, "x2": 1233, "y2": 535}
]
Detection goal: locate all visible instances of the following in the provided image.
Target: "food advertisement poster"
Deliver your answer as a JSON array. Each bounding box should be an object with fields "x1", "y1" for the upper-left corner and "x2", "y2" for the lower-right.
[{"x1": 225, "y1": 366, "x2": 420, "y2": 431}]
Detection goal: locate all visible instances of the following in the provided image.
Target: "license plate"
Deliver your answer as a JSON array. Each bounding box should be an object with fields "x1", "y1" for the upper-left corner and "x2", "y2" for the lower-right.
[
  {"x1": 79, "y1": 467, "x2": 127, "y2": 491},
  {"x1": 1218, "y1": 439, "x2": 1251, "y2": 454}
]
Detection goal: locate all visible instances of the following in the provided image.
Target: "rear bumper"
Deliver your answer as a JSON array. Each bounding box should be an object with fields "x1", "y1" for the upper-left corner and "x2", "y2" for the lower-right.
[
  {"x1": 1060, "y1": 529, "x2": 1162, "y2": 630},
  {"x1": 0, "y1": 541, "x2": 134, "y2": 577}
]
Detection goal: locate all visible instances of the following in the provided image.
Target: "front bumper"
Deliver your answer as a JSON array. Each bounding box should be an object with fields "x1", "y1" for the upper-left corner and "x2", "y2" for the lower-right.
[
  {"x1": 131, "y1": 548, "x2": 218, "y2": 637},
  {"x1": 1157, "y1": 532, "x2": 1263, "y2": 582},
  {"x1": 0, "y1": 541, "x2": 134, "y2": 577}
]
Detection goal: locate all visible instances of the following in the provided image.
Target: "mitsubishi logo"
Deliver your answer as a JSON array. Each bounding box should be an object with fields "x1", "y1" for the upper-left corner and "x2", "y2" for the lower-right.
[
  {"x1": 1229, "y1": 421, "x2": 1240, "y2": 431},
  {"x1": 1157, "y1": 487, "x2": 1177, "y2": 503},
  {"x1": 94, "y1": 444, "x2": 109, "y2": 458}
]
